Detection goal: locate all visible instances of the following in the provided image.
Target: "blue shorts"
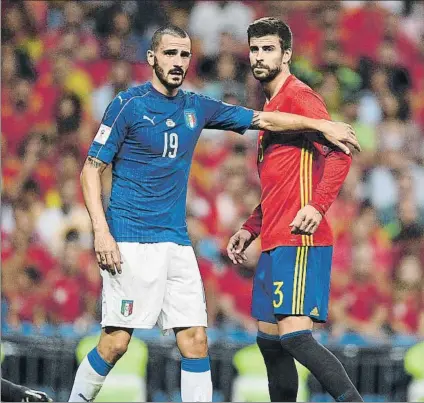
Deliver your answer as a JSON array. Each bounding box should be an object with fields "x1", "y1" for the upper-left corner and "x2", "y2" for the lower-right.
[{"x1": 252, "y1": 246, "x2": 333, "y2": 323}]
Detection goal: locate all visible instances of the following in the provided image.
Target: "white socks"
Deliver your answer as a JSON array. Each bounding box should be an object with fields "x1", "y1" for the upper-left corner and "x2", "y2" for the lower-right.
[
  {"x1": 181, "y1": 356, "x2": 213, "y2": 402},
  {"x1": 68, "y1": 348, "x2": 113, "y2": 402},
  {"x1": 69, "y1": 349, "x2": 213, "y2": 402}
]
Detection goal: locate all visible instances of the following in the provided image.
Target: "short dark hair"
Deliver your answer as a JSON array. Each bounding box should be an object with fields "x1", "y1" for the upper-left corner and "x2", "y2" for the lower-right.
[
  {"x1": 151, "y1": 25, "x2": 189, "y2": 51},
  {"x1": 247, "y1": 17, "x2": 292, "y2": 52}
]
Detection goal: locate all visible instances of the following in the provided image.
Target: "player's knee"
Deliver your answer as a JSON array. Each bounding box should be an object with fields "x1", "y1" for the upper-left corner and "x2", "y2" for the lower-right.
[
  {"x1": 109, "y1": 339, "x2": 129, "y2": 357},
  {"x1": 177, "y1": 327, "x2": 208, "y2": 358},
  {"x1": 98, "y1": 332, "x2": 131, "y2": 363}
]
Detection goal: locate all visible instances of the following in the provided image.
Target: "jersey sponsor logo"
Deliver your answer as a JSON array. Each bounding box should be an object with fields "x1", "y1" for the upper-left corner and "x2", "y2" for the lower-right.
[
  {"x1": 166, "y1": 119, "x2": 176, "y2": 128},
  {"x1": 143, "y1": 115, "x2": 156, "y2": 125},
  {"x1": 310, "y1": 306, "x2": 319, "y2": 316},
  {"x1": 184, "y1": 110, "x2": 197, "y2": 130},
  {"x1": 94, "y1": 124, "x2": 112, "y2": 145},
  {"x1": 121, "y1": 299, "x2": 134, "y2": 317}
]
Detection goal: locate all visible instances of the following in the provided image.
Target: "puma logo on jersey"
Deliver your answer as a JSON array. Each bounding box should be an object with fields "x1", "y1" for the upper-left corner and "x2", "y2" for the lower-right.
[
  {"x1": 117, "y1": 95, "x2": 123, "y2": 104},
  {"x1": 310, "y1": 307, "x2": 319, "y2": 316},
  {"x1": 78, "y1": 393, "x2": 93, "y2": 402},
  {"x1": 143, "y1": 115, "x2": 156, "y2": 125}
]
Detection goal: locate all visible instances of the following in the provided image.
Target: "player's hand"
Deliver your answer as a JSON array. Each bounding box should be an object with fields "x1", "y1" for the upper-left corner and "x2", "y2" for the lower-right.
[
  {"x1": 94, "y1": 230, "x2": 122, "y2": 275},
  {"x1": 319, "y1": 120, "x2": 361, "y2": 154},
  {"x1": 22, "y1": 388, "x2": 53, "y2": 402},
  {"x1": 290, "y1": 205, "x2": 323, "y2": 236},
  {"x1": 227, "y1": 229, "x2": 254, "y2": 264}
]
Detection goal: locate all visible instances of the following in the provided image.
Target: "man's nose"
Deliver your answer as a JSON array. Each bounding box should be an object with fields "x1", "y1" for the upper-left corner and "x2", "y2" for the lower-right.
[{"x1": 174, "y1": 55, "x2": 183, "y2": 67}]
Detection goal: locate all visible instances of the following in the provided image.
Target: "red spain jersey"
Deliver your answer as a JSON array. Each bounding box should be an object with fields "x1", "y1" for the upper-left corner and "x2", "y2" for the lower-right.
[{"x1": 242, "y1": 75, "x2": 351, "y2": 250}]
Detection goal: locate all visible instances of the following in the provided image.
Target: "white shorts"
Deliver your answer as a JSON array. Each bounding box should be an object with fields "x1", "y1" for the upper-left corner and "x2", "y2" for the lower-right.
[{"x1": 101, "y1": 242, "x2": 207, "y2": 332}]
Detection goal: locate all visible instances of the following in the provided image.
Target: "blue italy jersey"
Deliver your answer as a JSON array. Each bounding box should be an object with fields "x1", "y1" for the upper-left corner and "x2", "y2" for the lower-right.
[{"x1": 88, "y1": 82, "x2": 254, "y2": 245}]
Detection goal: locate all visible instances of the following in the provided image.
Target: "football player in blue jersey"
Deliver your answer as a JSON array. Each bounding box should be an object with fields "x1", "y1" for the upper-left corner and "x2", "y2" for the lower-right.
[{"x1": 69, "y1": 25, "x2": 359, "y2": 402}]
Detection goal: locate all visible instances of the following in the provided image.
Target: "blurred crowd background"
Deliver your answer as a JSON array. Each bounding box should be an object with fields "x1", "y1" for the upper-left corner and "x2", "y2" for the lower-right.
[{"x1": 2, "y1": 0, "x2": 424, "y2": 342}]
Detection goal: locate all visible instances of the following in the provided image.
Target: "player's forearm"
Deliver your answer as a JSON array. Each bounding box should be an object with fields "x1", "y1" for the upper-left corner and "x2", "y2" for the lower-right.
[
  {"x1": 241, "y1": 204, "x2": 262, "y2": 238},
  {"x1": 255, "y1": 111, "x2": 330, "y2": 133},
  {"x1": 310, "y1": 151, "x2": 352, "y2": 216},
  {"x1": 80, "y1": 157, "x2": 110, "y2": 233}
]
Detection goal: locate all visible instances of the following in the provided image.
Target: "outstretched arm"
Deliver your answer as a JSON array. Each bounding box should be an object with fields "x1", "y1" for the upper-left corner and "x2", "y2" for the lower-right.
[{"x1": 250, "y1": 110, "x2": 361, "y2": 155}]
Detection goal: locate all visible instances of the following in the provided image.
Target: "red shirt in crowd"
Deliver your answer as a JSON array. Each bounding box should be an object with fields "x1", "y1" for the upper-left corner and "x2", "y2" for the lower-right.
[
  {"x1": 1, "y1": 234, "x2": 57, "y2": 279},
  {"x1": 242, "y1": 75, "x2": 351, "y2": 250},
  {"x1": 344, "y1": 280, "x2": 389, "y2": 323},
  {"x1": 391, "y1": 292, "x2": 422, "y2": 334},
  {"x1": 48, "y1": 274, "x2": 85, "y2": 323},
  {"x1": 218, "y1": 267, "x2": 253, "y2": 317}
]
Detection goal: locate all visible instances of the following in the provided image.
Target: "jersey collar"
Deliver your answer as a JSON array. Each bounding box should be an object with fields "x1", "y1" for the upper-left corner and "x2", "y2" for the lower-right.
[{"x1": 146, "y1": 81, "x2": 184, "y2": 100}]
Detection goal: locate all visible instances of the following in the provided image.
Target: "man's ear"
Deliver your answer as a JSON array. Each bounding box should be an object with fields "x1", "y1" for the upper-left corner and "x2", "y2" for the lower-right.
[
  {"x1": 147, "y1": 50, "x2": 155, "y2": 67},
  {"x1": 283, "y1": 48, "x2": 292, "y2": 65}
]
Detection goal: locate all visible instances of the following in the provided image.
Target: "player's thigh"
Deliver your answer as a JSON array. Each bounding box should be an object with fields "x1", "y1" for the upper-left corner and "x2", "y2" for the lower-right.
[
  {"x1": 101, "y1": 242, "x2": 168, "y2": 328},
  {"x1": 158, "y1": 244, "x2": 207, "y2": 331},
  {"x1": 251, "y1": 251, "x2": 277, "y2": 325},
  {"x1": 301, "y1": 246, "x2": 333, "y2": 323},
  {"x1": 273, "y1": 246, "x2": 333, "y2": 334},
  {"x1": 258, "y1": 320, "x2": 279, "y2": 336},
  {"x1": 269, "y1": 246, "x2": 321, "y2": 320}
]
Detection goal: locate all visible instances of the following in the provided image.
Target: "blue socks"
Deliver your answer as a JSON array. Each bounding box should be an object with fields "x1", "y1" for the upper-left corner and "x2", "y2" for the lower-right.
[
  {"x1": 87, "y1": 348, "x2": 114, "y2": 376},
  {"x1": 181, "y1": 356, "x2": 210, "y2": 373}
]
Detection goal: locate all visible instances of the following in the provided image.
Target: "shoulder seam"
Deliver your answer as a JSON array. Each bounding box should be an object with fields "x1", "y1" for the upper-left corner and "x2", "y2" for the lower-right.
[
  {"x1": 110, "y1": 93, "x2": 150, "y2": 129},
  {"x1": 95, "y1": 93, "x2": 150, "y2": 160}
]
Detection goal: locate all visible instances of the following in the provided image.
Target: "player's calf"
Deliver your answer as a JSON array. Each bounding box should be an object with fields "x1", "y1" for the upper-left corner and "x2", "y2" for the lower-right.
[
  {"x1": 257, "y1": 322, "x2": 298, "y2": 402},
  {"x1": 175, "y1": 326, "x2": 212, "y2": 402},
  {"x1": 68, "y1": 327, "x2": 132, "y2": 402},
  {"x1": 277, "y1": 316, "x2": 363, "y2": 402}
]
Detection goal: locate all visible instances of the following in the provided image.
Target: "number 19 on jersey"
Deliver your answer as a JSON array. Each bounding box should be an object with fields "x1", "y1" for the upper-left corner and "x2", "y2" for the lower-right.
[{"x1": 163, "y1": 132, "x2": 178, "y2": 158}]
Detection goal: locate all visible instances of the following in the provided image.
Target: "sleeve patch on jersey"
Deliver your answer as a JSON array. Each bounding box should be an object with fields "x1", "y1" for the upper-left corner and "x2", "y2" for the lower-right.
[{"x1": 94, "y1": 124, "x2": 112, "y2": 145}]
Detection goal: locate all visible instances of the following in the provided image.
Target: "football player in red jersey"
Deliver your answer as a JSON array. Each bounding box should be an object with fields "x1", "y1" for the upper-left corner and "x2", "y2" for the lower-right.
[{"x1": 227, "y1": 18, "x2": 362, "y2": 402}]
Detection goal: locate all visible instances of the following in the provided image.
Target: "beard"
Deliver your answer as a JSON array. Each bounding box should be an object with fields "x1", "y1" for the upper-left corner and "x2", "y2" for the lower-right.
[
  {"x1": 251, "y1": 63, "x2": 282, "y2": 83},
  {"x1": 153, "y1": 57, "x2": 186, "y2": 89}
]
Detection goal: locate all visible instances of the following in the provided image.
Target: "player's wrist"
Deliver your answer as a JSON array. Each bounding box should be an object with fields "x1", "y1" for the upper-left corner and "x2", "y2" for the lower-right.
[
  {"x1": 313, "y1": 119, "x2": 329, "y2": 133},
  {"x1": 93, "y1": 226, "x2": 110, "y2": 234},
  {"x1": 307, "y1": 201, "x2": 326, "y2": 217},
  {"x1": 240, "y1": 226, "x2": 257, "y2": 239}
]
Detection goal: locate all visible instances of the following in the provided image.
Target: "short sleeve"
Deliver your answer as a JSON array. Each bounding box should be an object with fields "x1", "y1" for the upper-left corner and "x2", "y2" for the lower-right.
[
  {"x1": 88, "y1": 92, "x2": 134, "y2": 164},
  {"x1": 200, "y1": 95, "x2": 254, "y2": 134}
]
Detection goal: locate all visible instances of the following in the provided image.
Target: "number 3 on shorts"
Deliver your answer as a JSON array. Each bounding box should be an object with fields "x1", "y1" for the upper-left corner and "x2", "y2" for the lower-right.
[{"x1": 273, "y1": 281, "x2": 284, "y2": 308}]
